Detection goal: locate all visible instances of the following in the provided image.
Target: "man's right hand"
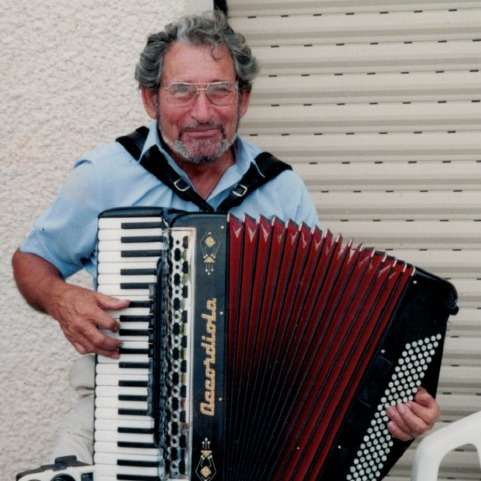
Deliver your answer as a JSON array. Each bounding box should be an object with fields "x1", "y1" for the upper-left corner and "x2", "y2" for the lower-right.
[
  {"x1": 48, "y1": 283, "x2": 128, "y2": 358},
  {"x1": 12, "y1": 249, "x2": 128, "y2": 358}
]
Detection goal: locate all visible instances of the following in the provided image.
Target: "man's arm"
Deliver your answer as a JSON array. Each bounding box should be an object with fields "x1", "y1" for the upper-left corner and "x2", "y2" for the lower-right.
[{"x1": 12, "y1": 249, "x2": 128, "y2": 358}]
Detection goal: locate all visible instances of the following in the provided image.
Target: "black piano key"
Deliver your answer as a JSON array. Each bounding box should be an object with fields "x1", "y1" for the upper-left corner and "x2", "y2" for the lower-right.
[
  {"x1": 120, "y1": 362, "x2": 150, "y2": 369},
  {"x1": 118, "y1": 408, "x2": 148, "y2": 416},
  {"x1": 121, "y1": 235, "x2": 166, "y2": 243},
  {"x1": 119, "y1": 380, "x2": 148, "y2": 387},
  {"x1": 117, "y1": 475, "x2": 160, "y2": 481},
  {"x1": 128, "y1": 300, "x2": 152, "y2": 309},
  {"x1": 118, "y1": 441, "x2": 156, "y2": 449},
  {"x1": 118, "y1": 427, "x2": 154, "y2": 434},
  {"x1": 119, "y1": 329, "x2": 151, "y2": 337},
  {"x1": 119, "y1": 315, "x2": 152, "y2": 323},
  {"x1": 122, "y1": 250, "x2": 164, "y2": 258},
  {"x1": 119, "y1": 395, "x2": 148, "y2": 402},
  {"x1": 121, "y1": 283, "x2": 152, "y2": 290},
  {"x1": 119, "y1": 347, "x2": 150, "y2": 355},
  {"x1": 121, "y1": 221, "x2": 163, "y2": 229},
  {"x1": 118, "y1": 459, "x2": 159, "y2": 468},
  {"x1": 121, "y1": 268, "x2": 157, "y2": 276}
]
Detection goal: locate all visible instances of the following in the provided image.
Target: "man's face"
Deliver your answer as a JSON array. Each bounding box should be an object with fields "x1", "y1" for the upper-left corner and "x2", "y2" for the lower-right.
[{"x1": 143, "y1": 41, "x2": 250, "y2": 164}]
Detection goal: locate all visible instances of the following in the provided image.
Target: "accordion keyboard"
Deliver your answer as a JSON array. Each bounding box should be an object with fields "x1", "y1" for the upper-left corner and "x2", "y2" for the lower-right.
[{"x1": 94, "y1": 212, "x2": 168, "y2": 481}]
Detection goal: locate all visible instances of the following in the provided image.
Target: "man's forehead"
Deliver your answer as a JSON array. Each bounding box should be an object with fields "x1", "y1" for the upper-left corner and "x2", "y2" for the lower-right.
[{"x1": 162, "y1": 41, "x2": 235, "y2": 82}]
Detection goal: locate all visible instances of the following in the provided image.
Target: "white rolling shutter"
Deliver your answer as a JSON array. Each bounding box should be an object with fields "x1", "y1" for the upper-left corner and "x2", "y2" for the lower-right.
[{"x1": 228, "y1": 2, "x2": 481, "y2": 480}]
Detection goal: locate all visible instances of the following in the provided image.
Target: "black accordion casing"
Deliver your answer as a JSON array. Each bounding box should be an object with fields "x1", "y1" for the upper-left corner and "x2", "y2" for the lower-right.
[{"x1": 94, "y1": 207, "x2": 458, "y2": 481}]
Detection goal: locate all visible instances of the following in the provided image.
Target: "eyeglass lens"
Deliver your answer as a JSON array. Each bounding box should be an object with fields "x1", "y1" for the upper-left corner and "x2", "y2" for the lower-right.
[{"x1": 164, "y1": 82, "x2": 237, "y2": 106}]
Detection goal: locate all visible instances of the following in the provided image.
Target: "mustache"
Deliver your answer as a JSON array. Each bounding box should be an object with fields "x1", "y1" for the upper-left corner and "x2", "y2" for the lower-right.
[{"x1": 180, "y1": 120, "x2": 226, "y2": 135}]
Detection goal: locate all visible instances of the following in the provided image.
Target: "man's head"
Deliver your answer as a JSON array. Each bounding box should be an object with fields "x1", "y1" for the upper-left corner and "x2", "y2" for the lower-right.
[{"x1": 135, "y1": 11, "x2": 260, "y2": 165}]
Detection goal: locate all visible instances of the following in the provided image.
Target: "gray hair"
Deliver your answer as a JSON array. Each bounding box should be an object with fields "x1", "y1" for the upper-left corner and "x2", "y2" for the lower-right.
[{"x1": 134, "y1": 10, "x2": 260, "y2": 93}]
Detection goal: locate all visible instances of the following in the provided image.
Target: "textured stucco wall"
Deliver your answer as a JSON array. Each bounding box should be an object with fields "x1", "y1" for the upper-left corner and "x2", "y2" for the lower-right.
[{"x1": 0, "y1": 1, "x2": 208, "y2": 478}]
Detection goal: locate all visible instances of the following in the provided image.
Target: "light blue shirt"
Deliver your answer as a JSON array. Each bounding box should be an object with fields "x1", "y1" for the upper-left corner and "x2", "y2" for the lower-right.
[{"x1": 21, "y1": 122, "x2": 318, "y2": 281}]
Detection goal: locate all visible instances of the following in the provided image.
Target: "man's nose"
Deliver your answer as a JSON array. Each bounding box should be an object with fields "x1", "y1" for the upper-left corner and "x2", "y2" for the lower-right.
[{"x1": 190, "y1": 91, "x2": 214, "y2": 122}]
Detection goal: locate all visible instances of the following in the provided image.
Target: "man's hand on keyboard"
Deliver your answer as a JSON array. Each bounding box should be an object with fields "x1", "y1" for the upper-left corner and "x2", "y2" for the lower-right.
[{"x1": 49, "y1": 283, "x2": 128, "y2": 358}]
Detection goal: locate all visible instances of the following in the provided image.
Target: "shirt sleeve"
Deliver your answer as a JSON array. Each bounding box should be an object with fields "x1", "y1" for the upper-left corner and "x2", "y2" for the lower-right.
[{"x1": 20, "y1": 158, "x2": 104, "y2": 279}]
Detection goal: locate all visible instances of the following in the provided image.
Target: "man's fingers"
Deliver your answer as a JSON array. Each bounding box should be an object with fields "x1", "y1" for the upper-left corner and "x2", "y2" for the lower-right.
[
  {"x1": 396, "y1": 403, "x2": 428, "y2": 436},
  {"x1": 96, "y1": 292, "x2": 130, "y2": 311},
  {"x1": 387, "y1": 420, "x2": 414, "y2": 442},
  {"x1": 71, "y1": 327, "x2": 121, "y2": 359}
]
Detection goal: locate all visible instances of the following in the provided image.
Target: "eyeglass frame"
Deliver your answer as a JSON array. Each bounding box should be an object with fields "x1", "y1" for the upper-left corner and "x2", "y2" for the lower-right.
[{"x1": 160, "y1": 81, "x2": 239, "y2": 107}]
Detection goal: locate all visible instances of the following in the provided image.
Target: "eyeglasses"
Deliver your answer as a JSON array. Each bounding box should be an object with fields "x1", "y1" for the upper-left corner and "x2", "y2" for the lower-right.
[{"x1": 162, "y1": 82, "x2": 238, "y2": 107}]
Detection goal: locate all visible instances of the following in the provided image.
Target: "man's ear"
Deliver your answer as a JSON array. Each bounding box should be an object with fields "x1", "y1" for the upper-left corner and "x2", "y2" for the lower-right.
[
  {"x1": 141, "y1": 87, "x2": 158, "y2": 119},
  {"x1": 238, "y1": 90, "x2": 251, "y2": 119}
]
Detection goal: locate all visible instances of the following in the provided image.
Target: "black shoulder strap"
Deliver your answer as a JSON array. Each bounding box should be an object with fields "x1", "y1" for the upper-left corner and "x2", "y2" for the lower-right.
[
  {"x1": 116, "y1": 126, "x2": 149, "y2": 160},
  {"x1": 216, "y1": 152, "x2": 292, "y2": 212},
  {"x1": 116, "y1": 127, "x2": 292, "y2": 213}
]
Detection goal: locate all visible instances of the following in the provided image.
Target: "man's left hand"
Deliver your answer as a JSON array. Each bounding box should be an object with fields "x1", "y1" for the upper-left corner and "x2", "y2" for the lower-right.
[{"x1": 386, "y1": 386, "x2": 440, "y2": 441}]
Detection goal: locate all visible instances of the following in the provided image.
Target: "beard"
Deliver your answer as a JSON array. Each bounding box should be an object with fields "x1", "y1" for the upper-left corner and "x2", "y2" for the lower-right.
[{"x1": 169, "y1": 120, "x2": 233, "y2": 165}]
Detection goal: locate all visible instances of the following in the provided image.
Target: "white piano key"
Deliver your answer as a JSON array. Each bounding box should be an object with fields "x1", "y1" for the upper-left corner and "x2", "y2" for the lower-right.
[
  {"x1": 95, "y1": 464, "x2": 159, "y2": 477},
  {"x1": 117, "y1": 321, "x2": 151, "y2": 331},
  {"x1": 96, "y1": 364, "x2": 150, "y2": 376},
  {"x1": 98, "y1": 260, "x2": 158, "y2": 274},
  {"x1": 98, "y1": 273, "x2": 158, "y2": 284},
  {"x1": 95, "y1": 417, "x2": 154, "y2": 432},
  {"x1": 95, "y1": 397, "x2": 149, "y2": 411},
  {"x1": 96, "y1": 385, "x2": 148, "y2": 398},
  {"x1": 104, "y1": 340, "x2": 149, "y2": 351},
  {"x1": 98, "y1": 239, "x2": 166, "y2": 252},
  {"x1": 97, "y1": 286, "x2": 152, "y2": 297},
  {"x1": 98, "y1": 251, "x2": 161, "y2": 264},
  {"x1": 98, "y1": 353, "x2": 150, "y2": 365},
  {"x1": 116, "y1": 305, "x2": 152, "y2": 313},
  {"x1": 95, "y1": 373, "x2": 149, "y2": 386},
  {"x1": 98, "y1": 216, "x2": 164, "y2": 230},
  {"x1": 94, "y1": 429, "x2": 155, "y2": 444},
  {"x1": 104, "y1": 331, "x2": 150, "y2": 342},
  {"x1": 94, "y1": 441, "x2": 159, "y2": 457},
  {"x1": 94, "y1": 407, "x2": 151, "y2": 422},
  {"x1": 94, "y1": 451, "x2": 160, "y2": 465},
  {"x1": 98, "y1": 227, "x2": 165, "y2": 240}
]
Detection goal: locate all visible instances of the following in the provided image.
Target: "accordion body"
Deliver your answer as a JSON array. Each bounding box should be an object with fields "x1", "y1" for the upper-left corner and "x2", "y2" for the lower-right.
[{"x1": 94, "y1": 207, "x2": 458, "y2": 481}]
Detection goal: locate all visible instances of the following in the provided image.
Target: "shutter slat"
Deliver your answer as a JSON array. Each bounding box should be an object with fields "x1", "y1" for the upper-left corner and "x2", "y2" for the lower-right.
[
  {"x1": 436, "y1": 395, "x2": 481, "y2": 419},
  {"x1": 443, "y1": 338, "x2": 481, "y2": 366},
  {"x1": 235, "y1": 10, "x2": 481, "y2": 46},
  {"x1": 251, "y1": 41, "x2": 481, "y2": 75},
  {"x1": 439, "y1": 366, "x2": 481, "y2": 392},
  {"x1": 312, "y1": 191, "x2": 479, "y2": 220},
  {"x1": 445, "y1": 309, "x2": 481, "y2": 338},
  {"x1": 251, "y1": 71, "x2": 481, "y2": 105},
  {"x1": 229, "y1": 0, "x2": 481, "y2": 16},
  {"x1": 373, "y1": 249, "x2": 481, "y2": 277},
  {"x1": 293, "y1": 161, "x2": 481, "y2": 190},
  {"x1": 321, "y1": 220, "x2": 481, "y2": 249},
  {"x1": 242, "y1": 102, "x2": 481, "y2": 134},
  {"x1": 244, "y1": 132, "x2": 481, "y2": 162}
]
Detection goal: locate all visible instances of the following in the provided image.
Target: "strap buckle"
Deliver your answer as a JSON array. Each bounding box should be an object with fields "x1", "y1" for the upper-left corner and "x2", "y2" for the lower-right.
[
  {"x1": 173, "y1": 178, "x2": 191, "y2": 192},
  {"x1": 232, "y1": 183, "x2": 248, "y2": 197}
]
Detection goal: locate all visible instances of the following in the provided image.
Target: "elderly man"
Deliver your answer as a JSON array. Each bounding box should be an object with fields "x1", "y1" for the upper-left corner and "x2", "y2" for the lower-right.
[{"x1": 12, "y1": 10, "x2": 439, "y2": 467}]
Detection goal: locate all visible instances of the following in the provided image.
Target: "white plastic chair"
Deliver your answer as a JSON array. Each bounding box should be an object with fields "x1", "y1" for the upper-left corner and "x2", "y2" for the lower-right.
[{"x1": 411, "y1": 410, "x2": 481, "y2": 480}]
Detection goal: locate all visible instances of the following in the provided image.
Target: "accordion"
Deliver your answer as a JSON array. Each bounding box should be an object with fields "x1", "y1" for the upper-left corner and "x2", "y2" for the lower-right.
[{"x1": 94, "y1": 207, "x2": 458, "y2": 481}]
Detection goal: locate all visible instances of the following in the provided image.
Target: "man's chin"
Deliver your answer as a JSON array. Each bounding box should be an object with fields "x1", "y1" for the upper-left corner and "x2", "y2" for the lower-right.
[{"x1": 173, "y1": 140, "x2": 231, "y2": 165}]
